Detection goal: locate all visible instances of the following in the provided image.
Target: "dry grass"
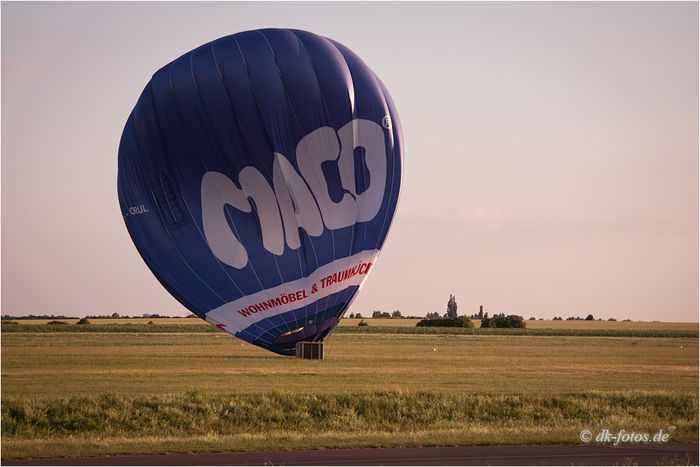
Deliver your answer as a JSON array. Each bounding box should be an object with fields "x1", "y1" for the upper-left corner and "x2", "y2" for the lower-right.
[{"x1": 2, "y1": 333, "x2": 697, "y2": 399}]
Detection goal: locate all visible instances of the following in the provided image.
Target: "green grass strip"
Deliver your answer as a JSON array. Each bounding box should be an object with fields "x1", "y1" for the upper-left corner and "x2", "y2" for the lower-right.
[
  {"x1": 4, "y1": 391, "x2": 696, "y2": 438},
  {"x1": 2, "y1": 391, "x2": 697, "y2": 460}
]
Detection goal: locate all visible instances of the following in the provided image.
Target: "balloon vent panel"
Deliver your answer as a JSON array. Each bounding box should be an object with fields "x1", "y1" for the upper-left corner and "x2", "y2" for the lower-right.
[{"x1": 295, "y1": 341, "x2": 324, "y2": 360}]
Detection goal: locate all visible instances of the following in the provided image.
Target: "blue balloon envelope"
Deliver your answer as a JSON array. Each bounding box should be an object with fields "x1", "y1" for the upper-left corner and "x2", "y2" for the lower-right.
[{"x1": 118, "y1": 29, "x2": 402, "y2": 355}]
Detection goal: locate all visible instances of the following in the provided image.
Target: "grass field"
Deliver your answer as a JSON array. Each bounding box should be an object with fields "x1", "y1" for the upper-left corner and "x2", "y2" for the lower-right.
[
  {"x1": 3, "y1": 333, "x2": 698, "y2": 398},
  {"x1": 1, "y1": 327, "x2": 698, "y2": 460}
]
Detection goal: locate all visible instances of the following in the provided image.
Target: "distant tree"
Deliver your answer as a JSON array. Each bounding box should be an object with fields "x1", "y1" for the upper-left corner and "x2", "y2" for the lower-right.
[
  {"x1": 446, "y1": 294, "x2": 458, "y2": 318},
  {"x1": 3, "y1": 314, "x2": 77, "y2": 320},
  {"x1": 477, "y1": 309, "x2": 484, "y2": 319},
  {"x1": 608, "y1": 317, "x2": 617, "y2": 321},
  {"x1": 371, "y1": 311, "x2": 391, "y2": 318},
  {"x1": 481, "y1": 313, "x2": 526, "y2": 329},
  {"x1": 355, "y1": 313, "x2": 363, "y2": 319},
  {"x1": 111, "y1": 312, "x2": 120, "y2": 318},
  {"x1": 585, "y1": 314, "x2": 594, "y2": 321},
  {"x1": 529, "y1": 317, "x2": 536, "y2": 320},
  {"x1": 425, "y1": 312, "x2": 441, "y2": 319},
  {"x1": 506, "y1": 315, "x2": 526, "y2": 328},
  {"x1": 348, "y1": 313, "x2": 355, "y2": 319},
  {"x1": 454, "y1": 316, "x2": 475, "y2": 328},
  {"x1": 552, "y1": 316, "x2": 563, "y2": 320},
  {"x1": 417, "y1": 316, "x2": 473, "y2": 328},
  {"x1": 480, "y1": 316, "x2": 495, "y2": 328},
  {"x1": 76, "y1": 317, "x2": 90, "y2": 325}
]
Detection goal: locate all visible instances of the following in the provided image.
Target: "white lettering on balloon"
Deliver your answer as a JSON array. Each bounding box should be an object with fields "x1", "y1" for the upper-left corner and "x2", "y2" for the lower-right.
[{"x1": 201, "y1": 119, "x2": 388, "y2": 269}]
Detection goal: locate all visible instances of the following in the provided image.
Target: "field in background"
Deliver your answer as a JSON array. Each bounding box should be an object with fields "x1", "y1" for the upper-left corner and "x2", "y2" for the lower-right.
[
  {"x1": 8, "y1": 317, "x2": 698, "y2": 331},
  {"x1": 1, "y1": 326, "x2": 697, "y2": 459}
]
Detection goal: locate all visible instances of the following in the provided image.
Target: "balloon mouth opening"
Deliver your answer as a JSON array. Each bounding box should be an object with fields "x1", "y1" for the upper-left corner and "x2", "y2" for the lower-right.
[{"x1": 269, "y1": 317, "x2": 339, "y2": 355}]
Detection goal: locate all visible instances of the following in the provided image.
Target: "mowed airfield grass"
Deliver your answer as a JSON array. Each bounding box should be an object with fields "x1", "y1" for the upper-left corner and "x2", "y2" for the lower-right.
[{"x1": 1, "y1": 319, "x2": 698, "y2": 460}]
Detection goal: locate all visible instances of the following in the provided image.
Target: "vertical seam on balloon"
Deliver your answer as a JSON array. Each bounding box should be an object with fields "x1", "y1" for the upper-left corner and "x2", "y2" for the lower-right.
[
  {"x1": 326, "y1": 40, "x2": 371, "y2": 260},
  {"x1": 164, "y1": 61, "x2": 251, "y2": 301},
  {"x1": 259, "y1": 29, "x2": 327, "y2": 332},
  {"x1": 169, "y1": 54, "x2": 285, "y2": 348},
  {"x1": 230, "y1": 33, "x2": 301, "y2": 341},
  {"x1": 152, "y1": 66, "x2": 247, "y2": 300},
  {"x1": 132, "y1": 103, "x2": 227, "y2": 305},
  {"x1": 294, "y1": 32, "x2": 352, "y2": 325},
  {"x1": 186, "y1": 53, "x2": 281, "y2": 316},
  {"x1": 331, "y1": 42, "x2": 398, "y2": 256},
  {"x1": 258, "y1": 30, "x2": 318, "y2": 331},
  {"x1": 209, "y1": 38, "x2": 290, "y2": 299},
  {"x1": 321, "y1": 36, "x2": 362, "y2": 323},
  {"x1": 198, "y1": 44, "x2": 291, "y2": 347},
  {"x1": 210, "y1": 40, "x2": 295, "y2": 349},
  {"x1": 298, "y1": 34, "x2": 346, "y2": 267},
  {"x1": 119, "y1": 126, "x2": 208, "y2": 315},
  {"x1": 289, "y1": 31, "x2": 343, "y2": 330},
  {"x1": 120, "y1": 188, "x2": 206, "y2": 315},
  {"x1": 374, "y1": 79, "x2": 402, "y2": 253}
]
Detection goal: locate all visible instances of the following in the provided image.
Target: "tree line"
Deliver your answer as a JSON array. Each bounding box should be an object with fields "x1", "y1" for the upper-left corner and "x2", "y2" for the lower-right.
[
  {"x1": 417, "y1": 295, "x2": 527, "y2": 329},
  {"x1": 1, "y1": 313, "x2": 196, "y2": 320}
]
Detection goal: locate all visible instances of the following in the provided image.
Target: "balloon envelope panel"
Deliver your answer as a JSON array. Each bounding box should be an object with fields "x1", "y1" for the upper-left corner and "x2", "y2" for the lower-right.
[{"x1": 118, "y1": 29, "x2": 402, "y2": 355}]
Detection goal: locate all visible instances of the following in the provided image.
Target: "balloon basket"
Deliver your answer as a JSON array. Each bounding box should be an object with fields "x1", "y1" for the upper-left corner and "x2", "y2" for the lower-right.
[{"x1": 295, "y1": 341, "x2": 324, "y2": 360}]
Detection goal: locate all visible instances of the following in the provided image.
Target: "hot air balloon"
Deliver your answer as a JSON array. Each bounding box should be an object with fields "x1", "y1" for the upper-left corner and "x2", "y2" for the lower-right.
[{"x1": 117, "y1": 29, "x2": 402, "y2": 356}]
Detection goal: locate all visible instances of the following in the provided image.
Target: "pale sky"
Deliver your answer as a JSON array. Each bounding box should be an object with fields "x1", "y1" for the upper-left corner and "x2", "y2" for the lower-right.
[{"x1": 2, "y1": 2, "x2": 698, "y2": 321}]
